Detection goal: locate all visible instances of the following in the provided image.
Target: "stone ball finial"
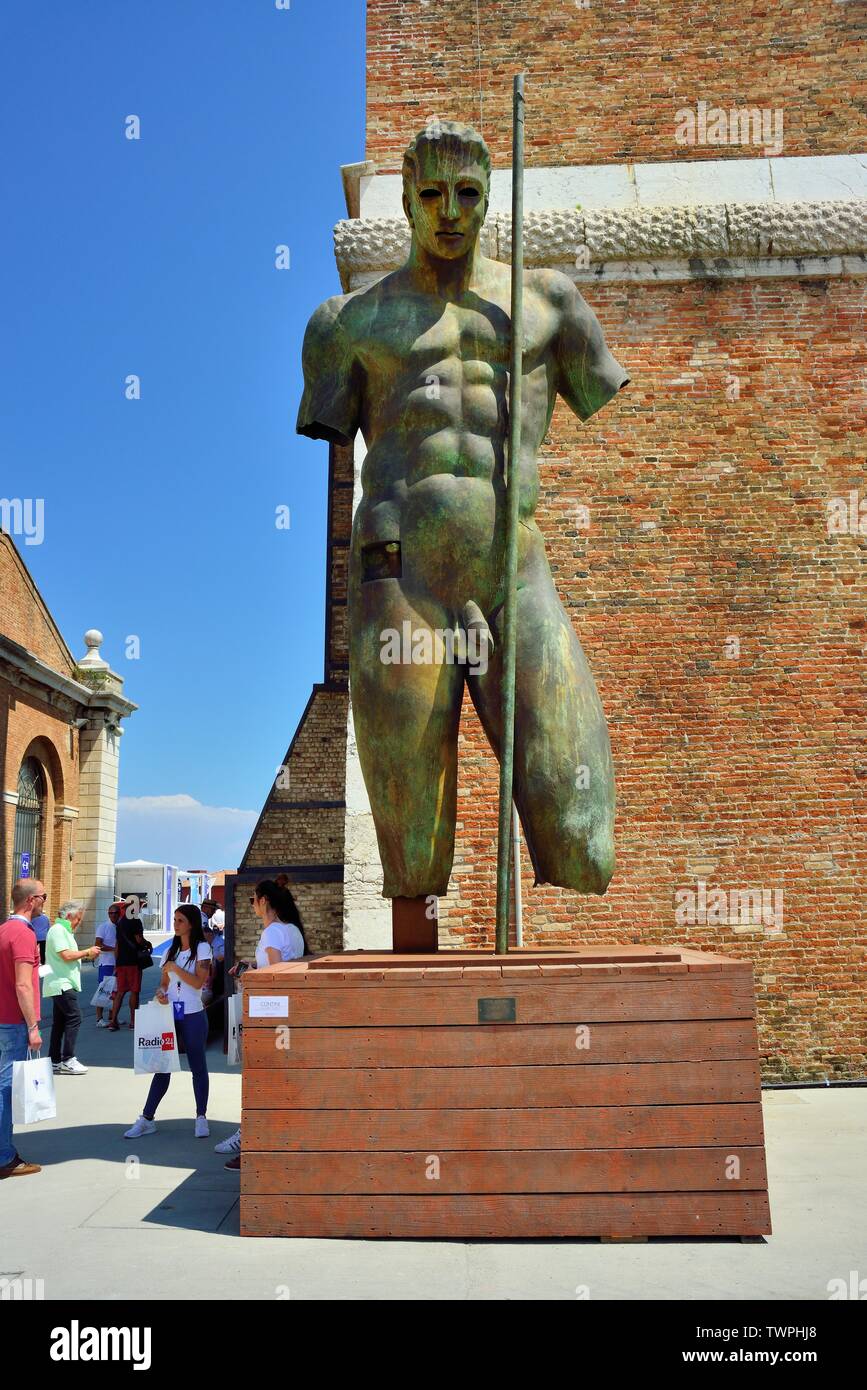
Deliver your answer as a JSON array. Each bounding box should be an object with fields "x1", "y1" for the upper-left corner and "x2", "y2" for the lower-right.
[{"x1": 79, "y1": 628, "x2": 109, "y2": 670}]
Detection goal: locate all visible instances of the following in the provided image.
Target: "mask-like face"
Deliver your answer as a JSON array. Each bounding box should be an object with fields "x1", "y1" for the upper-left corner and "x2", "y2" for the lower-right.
[{"x1": 403, "y1": 144, "x2": 488, "y2": 261}]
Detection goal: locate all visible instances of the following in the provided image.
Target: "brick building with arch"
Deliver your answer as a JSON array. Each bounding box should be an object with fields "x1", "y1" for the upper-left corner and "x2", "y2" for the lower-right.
[{"x1": 0, "y1": 532, "x2": 136, "y2": 938}]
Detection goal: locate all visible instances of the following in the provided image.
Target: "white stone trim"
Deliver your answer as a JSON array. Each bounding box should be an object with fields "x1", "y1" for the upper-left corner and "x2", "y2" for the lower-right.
[
  {"x1": 2, "y1": 790, "x2": 19, "y2": 806},
  {"x1": 341, "y1": 160, "x2": 376, "y2": 219},
  {"x1": 0, "y1": 634, "x2": 137, "y2": 718},
  {"x1": 335, "y1": 198, "x2": 867, "y2": 289},
  {"x1": 341, "y1": 433, "x2": 393, "y2": 949},
  {"x1": 579, "y1": 253, "x2": 866, "y2": 284},
  {"x1": 342, "y1": 699, "x2": 392, "y2": 950},
  {"x1": 74, "y1": 719, "x2": 122, "y2": 938},
  {"x1": 335, "y1": 219, "x2": 497, "y2": 287},
  {"x1": 357, "y1": 154, "x2": 867, "y2": 219}
]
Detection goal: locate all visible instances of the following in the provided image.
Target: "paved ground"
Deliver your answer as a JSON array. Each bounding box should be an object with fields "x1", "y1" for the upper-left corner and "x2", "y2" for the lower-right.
[{"x1": 1, "y1": 974, "x2": 864, "y2": 1300}]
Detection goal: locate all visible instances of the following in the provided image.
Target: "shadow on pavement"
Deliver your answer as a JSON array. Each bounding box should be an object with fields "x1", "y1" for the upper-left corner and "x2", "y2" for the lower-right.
[
  {"x1": 17, "y1": 1120, "x2": 242, "y2": 1234},
  {"x1": 19, "y1": 964, "x2": 242, "y2": 1236}
]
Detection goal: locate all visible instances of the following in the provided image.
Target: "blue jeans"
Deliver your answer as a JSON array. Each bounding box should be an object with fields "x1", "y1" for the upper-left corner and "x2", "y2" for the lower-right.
[
  {"x1": 143, "y1": 1010, "x2": 209, "y2": 1118},
  {"x1": 0, "y1": 1022, "x2": 30, "y2": 1167}
]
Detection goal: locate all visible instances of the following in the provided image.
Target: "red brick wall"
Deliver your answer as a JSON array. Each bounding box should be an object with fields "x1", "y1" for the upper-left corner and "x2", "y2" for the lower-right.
[
  {"x1": 1, "y1": 537, "x2": 80, "y2": 915},
  {"x1": 0, "y1": 536, "x2": 74, "y2": 675},
  {"x1": 347, "y1": 0, "x2": 867, "y2": 1078},
  {"x1": 367, "y1": 0, "x2": 864, "y2": 170},
  {"x1": 1, "y1": 673, "x2": 78, "y2": 917},
  {"x1": 438, "y1": 274, "x2": 866, "y2": 1081}
]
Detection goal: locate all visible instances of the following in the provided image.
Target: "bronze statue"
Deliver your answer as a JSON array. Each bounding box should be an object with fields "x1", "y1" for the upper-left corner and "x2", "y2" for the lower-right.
[{"x1": 298, "y1": 120, "x2": 629, "y2": 942}]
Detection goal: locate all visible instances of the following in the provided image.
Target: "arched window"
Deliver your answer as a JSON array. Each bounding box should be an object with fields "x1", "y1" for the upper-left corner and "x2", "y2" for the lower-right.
[{"x1": 13, "y1": 757, "x2": 45, "y2": 881}]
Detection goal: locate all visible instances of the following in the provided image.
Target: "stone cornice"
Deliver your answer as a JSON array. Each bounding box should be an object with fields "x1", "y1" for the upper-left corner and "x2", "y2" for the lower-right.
[
  {"x1": 0, "y1": 634, "x2": 137, "y2": 719},
  {"x1": 334, "y1": 198, "x2": 867, "y2": 290}
]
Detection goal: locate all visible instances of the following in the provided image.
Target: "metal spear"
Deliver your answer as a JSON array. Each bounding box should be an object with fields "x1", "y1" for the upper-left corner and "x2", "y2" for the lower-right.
[{"x1": 494, "y1": 72, "x2": 525, "y2": 954}]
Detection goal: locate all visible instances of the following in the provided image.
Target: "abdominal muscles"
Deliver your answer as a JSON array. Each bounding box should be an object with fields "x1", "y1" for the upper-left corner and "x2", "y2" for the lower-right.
[{"x1": 359, "y1": 362, "x2": 539, "y2": 611}]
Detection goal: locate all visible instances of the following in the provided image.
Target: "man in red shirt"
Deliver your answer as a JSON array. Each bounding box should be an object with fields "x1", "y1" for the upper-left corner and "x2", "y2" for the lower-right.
[{"x1": 0, "y1": 878, "x2": 45, "y2": 1178}]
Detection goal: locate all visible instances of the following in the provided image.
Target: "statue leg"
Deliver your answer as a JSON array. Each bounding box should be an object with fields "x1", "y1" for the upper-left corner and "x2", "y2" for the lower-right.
[
  {"x1": 349, "y1": 550, "x2": 464, "y2": 901},
  {"x1": 468, "y1": 535, "x2": 615, "y2": 895}
]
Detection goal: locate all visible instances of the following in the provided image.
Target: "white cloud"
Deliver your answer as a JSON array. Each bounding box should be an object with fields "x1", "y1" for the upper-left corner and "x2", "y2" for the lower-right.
[{"x1": 117, "y1": 793, "x2": 257, "y2": 869}]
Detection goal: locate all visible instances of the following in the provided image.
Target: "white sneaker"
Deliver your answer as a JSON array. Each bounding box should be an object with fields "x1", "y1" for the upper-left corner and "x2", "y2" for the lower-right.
[
  {"x1": 195, "y1": 1116, "x2": 209, "y2": 1138},
  {"x1": 96, "y1": 1019, "x2": 109, "y2": 1028},
  {"x1": 214, "y1": 1127, "x2": 241, "y2": 1154},
  {"x1": 124, "y1": 1115, "x2": 156, "y2": 1139},
  {"x1": 52, "y1": 1062, "x2": 62, "y2": 1073},
  {"x1": 60, "y1": 1058, "x2": 88, "y2": 1075}
]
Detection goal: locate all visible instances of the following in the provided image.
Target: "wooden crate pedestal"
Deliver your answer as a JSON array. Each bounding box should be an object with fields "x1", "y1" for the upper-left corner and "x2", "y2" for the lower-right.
[{"x1": 240, "y1": 947, "x2": 771, "y2": 1239}]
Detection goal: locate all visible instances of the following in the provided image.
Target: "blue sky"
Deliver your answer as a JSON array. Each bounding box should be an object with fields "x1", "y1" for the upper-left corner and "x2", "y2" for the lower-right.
[{"x1": 1, "y1": 0, "x2": 365, "y2": 867}]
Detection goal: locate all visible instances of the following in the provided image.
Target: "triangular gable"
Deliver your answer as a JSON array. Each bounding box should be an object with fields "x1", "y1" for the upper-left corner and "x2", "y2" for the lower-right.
[
  {"x1": 0, "y1": 532, "x2": 76, "y2": 676},
  {"x1": 239, "y1": 687, "x2": 319, "y2": 870},
  {"x1": 239, "y1": 684, "x2": 348, "y2": 871}
]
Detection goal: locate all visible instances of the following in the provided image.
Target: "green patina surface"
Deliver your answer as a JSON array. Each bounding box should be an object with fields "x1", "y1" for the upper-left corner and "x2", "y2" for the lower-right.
[{"x1": 297, "y1": 119, "x2": 629, "y2": 905}]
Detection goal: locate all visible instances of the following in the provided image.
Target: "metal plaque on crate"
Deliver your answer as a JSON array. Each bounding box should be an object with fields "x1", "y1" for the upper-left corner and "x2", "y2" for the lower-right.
[{"x1": 477, "y1": 996, "x2": 517, "y2": 1024}]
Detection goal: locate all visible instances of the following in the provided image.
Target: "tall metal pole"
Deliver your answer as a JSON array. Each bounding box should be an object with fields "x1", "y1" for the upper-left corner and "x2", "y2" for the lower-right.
[
  {"x1": 495, "y1": 73, "x2": 525, "y2": 954},
  {"x1": 512, "y1": 802, "x2": 524, "y2": 948}
]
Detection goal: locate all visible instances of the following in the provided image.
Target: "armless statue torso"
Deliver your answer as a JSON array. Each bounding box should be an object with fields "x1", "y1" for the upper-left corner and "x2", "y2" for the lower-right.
[{"x1": 298, "y1": 127, "x2": 628, "y2": 903}]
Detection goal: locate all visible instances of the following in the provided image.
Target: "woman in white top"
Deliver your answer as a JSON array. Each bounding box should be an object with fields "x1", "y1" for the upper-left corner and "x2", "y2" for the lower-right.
[
  {"x1": 230, "y1": 879, "x2": 307, "y2": 971},
  {"x1": 93, "y1": 902, "x2": 119, "y2": 1026},
  {"x1": 123, "y1": 905, "x2": 213, "y2": 1140},
  {"x1": 217, "y1": 880, "x2": 308, "y2": 1165}
]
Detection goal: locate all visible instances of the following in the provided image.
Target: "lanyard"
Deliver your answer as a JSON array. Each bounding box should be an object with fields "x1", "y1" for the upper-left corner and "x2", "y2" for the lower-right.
[{"x1": 176, "y1": 950, "x2": 194, "y2": 992}]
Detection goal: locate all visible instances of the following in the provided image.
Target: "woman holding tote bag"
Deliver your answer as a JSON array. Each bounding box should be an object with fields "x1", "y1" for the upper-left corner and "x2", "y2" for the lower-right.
[{"x1": 123, "y1": 905, "x2": 213, "y2": 1140}]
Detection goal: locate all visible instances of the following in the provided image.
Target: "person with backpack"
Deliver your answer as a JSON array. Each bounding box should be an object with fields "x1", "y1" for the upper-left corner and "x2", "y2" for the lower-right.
[
  {"x1": 107, "y1": 906, "x2": 149, "y2": 1031},
  {"x1": 123, "y1": 904, "x2": 213, "y2": 1140}
]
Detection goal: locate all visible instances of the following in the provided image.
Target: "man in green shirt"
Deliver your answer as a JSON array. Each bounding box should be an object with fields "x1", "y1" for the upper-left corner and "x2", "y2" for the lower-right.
[{"x1": 45, "y1": 903, "x2": 99, "y2": 1076}]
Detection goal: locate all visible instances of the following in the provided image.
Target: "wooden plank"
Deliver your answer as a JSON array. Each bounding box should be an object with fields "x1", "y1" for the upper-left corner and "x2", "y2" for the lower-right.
[
  {"x1": 243, "y1": 1059, "x2": 762, "y2": 1110},
  {"x1": 242, "y1": 1102, "x2": 766, "y2": 1153},
  {"x1": 240, "y1": 1191, "x2": 772, "y2": 1239},
  {"x1": 249, "y1": 949, "x2": 753, "y2": 989},
  {"x1": 242, "y1": 977, "x2": 755, "y2": 1027},
  {"x1": 292, "y1": 964, "x2": 751, "y2": 986},
  {"x1": 306, "y1": 949, "x2": 686, "y2": 969},
  {"x1": 242, "y1": 1018, "x2": 758, "y2": 1069},
  {"x1": 248, "y1": 945, "x2": 750, "y2": 969},
  {"x1": 242, "y1": 1146, "x2": 768, "y2": 1195},
  {"x1": 245, "y1": 964, "x2": 733, "y2": 987}
]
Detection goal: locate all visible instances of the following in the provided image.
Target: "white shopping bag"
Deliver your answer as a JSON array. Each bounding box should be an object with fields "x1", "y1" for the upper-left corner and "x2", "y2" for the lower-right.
[
  {"x1": 133, "y1": 1000, "x2": 180, "y2": 1075},
  {"x1": 227, "y1": 992, "x2": 243, "y2": 1067},
  {"x1": 90, "y1": 975, "x2": 116, "y2": 1008},
  {"x1": 12, "y1": 1051, "x2": 57, "y2": 1125}
]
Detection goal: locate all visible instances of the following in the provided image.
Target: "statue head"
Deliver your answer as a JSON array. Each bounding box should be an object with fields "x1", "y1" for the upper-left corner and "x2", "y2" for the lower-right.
[{"x1": 402, "y1": 119, "x2": 491, "y2": 260}]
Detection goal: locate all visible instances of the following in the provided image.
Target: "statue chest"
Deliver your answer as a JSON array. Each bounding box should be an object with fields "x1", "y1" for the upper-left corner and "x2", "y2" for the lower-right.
[{"x1": 363, "y1": 299, "x2": 511, "y2": 378}]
